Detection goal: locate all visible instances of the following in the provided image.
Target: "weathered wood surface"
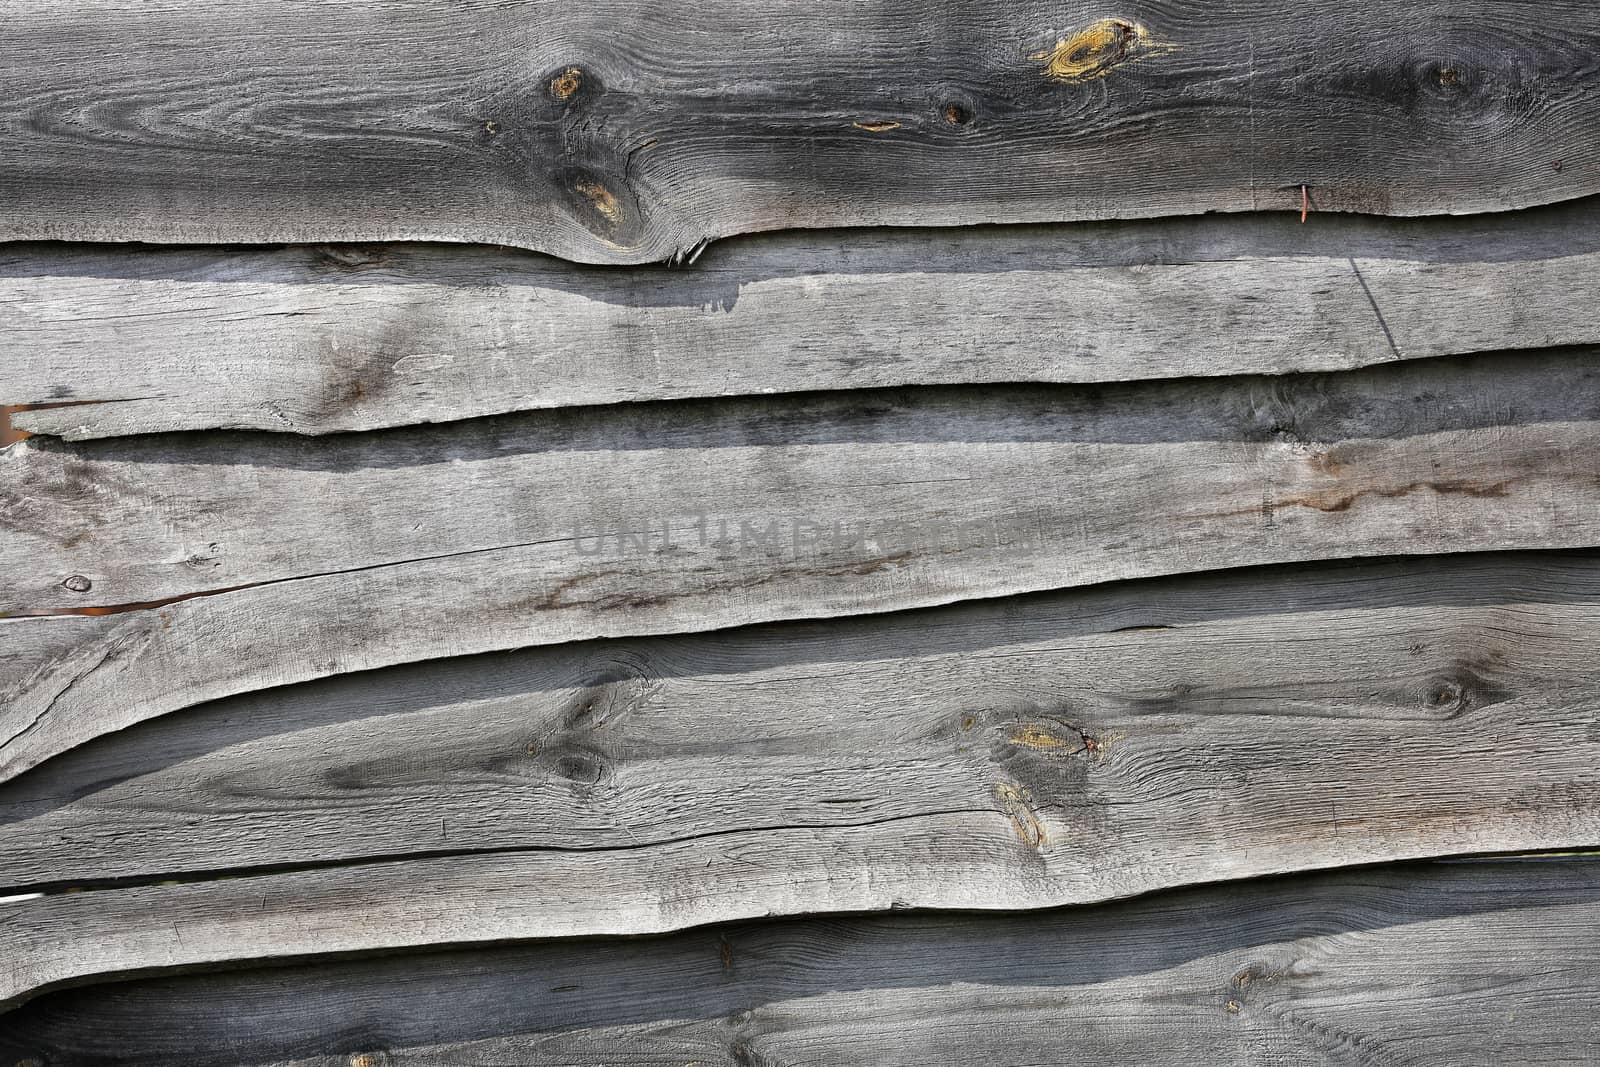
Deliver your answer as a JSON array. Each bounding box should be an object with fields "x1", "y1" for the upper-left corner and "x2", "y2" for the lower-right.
[
  {"x1": 5, "y1": 0, "x2": 1600, "y2": 1052},
  {"x1": 2, "y1": 551, "x2": 1599, "y2": 1010},
  {"x1": 4, "y1": 860, "x2": 1600, "y2": 1062},
  {"x1": 4, "y1": 1, "x2": 1598, "y2": 263},
  {"x1": 13, "y1": 202, "x2": 1600, "y2": 438},
  {"x1": 5, "y1": 550, "x2": 1600, "y2": 888},
  {"x1": 4, "y1": 351, "x2": 1599, "y2": 783}
]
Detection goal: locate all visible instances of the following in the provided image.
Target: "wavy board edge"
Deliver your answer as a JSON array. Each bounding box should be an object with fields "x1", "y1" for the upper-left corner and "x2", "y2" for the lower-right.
[{"x1": 11, "y1": 200, "x2": 1600, "y2": 438}]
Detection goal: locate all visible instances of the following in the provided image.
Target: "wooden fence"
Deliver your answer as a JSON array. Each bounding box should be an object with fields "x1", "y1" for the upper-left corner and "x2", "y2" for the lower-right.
[{"x1": 3, "y1": 1, "x2": 1600, "y2": 1062}]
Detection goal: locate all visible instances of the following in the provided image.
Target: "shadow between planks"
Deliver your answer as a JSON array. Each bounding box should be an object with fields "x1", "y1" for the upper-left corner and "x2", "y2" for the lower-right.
[
  {"x1": 2, "y1": 859, "x2": 1599, "y2": 1065},
  {"x1": 1, "y1": 549, "x2": 1599, "y2": 1011}
]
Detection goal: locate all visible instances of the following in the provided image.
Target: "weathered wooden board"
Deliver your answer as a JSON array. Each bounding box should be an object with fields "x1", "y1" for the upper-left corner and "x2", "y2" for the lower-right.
[
  {"x1": 2, "y1": 552, "x2": 1600, "y2": 1010},
  {"x1": 4, "y1": 550, "x2": 1600, "y2": 890},
  {"x1": 4, "y1": 859, "x2": 1600, "y2": 1061},
  {"x1": 13, "y1": 202, "x2": 1600, "y2": 438},
  {"x1": 4, "y1": 350, "x2": 1599, "y2": 783},
  {"x1": 3, "y1": 0, "x2": 1598, "y2": 263},
  {"x1": 6, "y1": 0, "x2": 1600, "y2": 1053}
]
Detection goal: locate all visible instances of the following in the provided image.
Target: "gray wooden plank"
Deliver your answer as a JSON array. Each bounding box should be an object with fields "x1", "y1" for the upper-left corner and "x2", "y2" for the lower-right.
[
  {"x1": 2, "y1": 552, "x2": 1600, "y2": 1010},
  {"x1": 3, "y1": 1, "x2": 1599, "y2": 263},
  {"x1": 3, "y1": 550, "x2": 1600, "y2": 890},
  {"x1": 4, "y1": 350, "x2": 1600, "y2": 784},
  {"x1": 3, "y1": 859, "x2": 1600, "y2": 1060},
  {"x1": 13, "y1": 201, "x2": 1600, "y2": 438}
]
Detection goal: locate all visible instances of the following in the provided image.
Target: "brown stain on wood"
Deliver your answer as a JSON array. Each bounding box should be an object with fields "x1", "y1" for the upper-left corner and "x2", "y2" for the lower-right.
[
  {"x1": 1010, "y1": 725, "x2": 1074, "y2": 749},
  {"x1": 574, "y1": 180, "x2": 623, "y2": 229},
  {"x1": 1299, "y1": 478, "x2": 1516, "y2": 513},
  {"x1": 1189, "y1": 478, "x2": 1519, "y2": 521},
  {"x1": 1031, "y1": 17, "x2": 1174, "y2": 83},
  {"x1": 1008, "y1": 720, "x2": 1090, "y2": 754},
  {"x1": 549, "y1": 68, "x2": 584, "y2": 101},
  {"x1": 13, "y1": 582, "x2": 260, "y2": 619},
  {"x1": 994, "y1": 782, "x2": 1047, "y2": 847}
]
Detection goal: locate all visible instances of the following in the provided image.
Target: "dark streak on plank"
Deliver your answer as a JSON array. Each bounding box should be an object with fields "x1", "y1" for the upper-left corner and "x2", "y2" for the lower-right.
[{"x1": 4, "y1": 0, "x2": 1600, "y2": 262}]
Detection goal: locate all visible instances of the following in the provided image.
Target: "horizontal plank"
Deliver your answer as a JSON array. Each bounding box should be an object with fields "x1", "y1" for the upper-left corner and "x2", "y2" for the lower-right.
[
  {"x1": 4, "y1": 350, "x2": 1600, "y2": 783},
  {"x1": 3, "y1": 552, "x2": 1600, "y2": 1009},
  {"x1": 3, "y1": 1, "x2": 1598, "y2": 262},
  {"x1": 4, "y1": 859, "x2": 1600, "y2": 1060},
  {"x1": 4, "y1": 551, "x2": 1600, "y2": 887},
  {"x1": 13, "y1": 200, "x2": 1600, "y2": 438}
]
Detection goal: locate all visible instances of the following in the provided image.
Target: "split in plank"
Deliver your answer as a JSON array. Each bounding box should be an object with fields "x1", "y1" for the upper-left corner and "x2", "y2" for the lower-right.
[
  {"x1": 14, "y1": 199, "x2": 1600, "y2": 438},
  {"x1": 4, "y1": 0, "x2": 1599, "y2": 262}
]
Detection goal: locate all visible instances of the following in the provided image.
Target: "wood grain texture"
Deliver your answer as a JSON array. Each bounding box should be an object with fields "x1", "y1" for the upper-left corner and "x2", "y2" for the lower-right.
[
  {"x1": 13, "y1": 200, "x2": 1600, "y2": 438},
  {"x1": 4, "y1": 859, "x2": 1600, "y2": 1061},
  {"x1": 3, "y1": 0, "x2": 1599, "y2": 263},
  {"x1": 4, "y1": 350, "x2": 1599, "y2": 783},
  {"x1": 4, "y1": 550, "x2": 1600, "y2": 889},
  {"x1": 2, "y1": 552, "x2": 1600, "y2": 1010}
]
